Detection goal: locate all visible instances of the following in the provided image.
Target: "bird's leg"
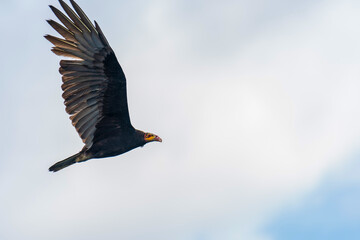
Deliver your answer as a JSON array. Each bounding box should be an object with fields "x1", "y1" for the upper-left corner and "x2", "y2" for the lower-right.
[{"x1": 75, "y1": 153, "x2": 92, "y2": 163}]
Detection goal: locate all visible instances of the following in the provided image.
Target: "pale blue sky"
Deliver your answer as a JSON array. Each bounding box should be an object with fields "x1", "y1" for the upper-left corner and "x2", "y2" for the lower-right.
[
  {"x1": 267, "y1": 154, "x2": 360, "y2": 240},
  {"x1": 1, "y1": 0, "x2": 360, "y2": 239}
]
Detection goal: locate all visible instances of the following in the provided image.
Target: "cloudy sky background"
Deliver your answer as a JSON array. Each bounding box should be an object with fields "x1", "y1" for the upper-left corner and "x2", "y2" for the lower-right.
[{"x1": 1, "y1": 0, "x2": 360, "y2": 239}]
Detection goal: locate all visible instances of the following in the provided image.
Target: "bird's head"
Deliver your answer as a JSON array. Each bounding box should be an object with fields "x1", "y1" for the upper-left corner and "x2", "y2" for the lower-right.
[{"x1": 144, "y1": 132, "x2": 162, "y2": 143}]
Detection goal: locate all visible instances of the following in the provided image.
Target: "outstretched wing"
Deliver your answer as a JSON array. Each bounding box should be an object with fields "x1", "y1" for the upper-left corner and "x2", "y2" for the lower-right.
[{"x1": 45, "y1": 0, "x2": 134, "y2": 148}]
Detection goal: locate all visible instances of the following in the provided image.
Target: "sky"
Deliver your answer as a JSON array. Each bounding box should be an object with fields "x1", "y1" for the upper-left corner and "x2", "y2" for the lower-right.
[{"x1": 0, "y1": 0, "x2": 360, "y2": 239}]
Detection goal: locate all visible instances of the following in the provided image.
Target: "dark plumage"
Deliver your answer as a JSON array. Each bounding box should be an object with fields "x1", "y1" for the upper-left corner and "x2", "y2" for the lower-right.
[{"x1": 46, "y1": 0, "x2": 162, "y2": 172}]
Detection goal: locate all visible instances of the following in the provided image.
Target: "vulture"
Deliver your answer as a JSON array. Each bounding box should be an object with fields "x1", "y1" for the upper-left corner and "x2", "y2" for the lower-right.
[{"x1": 45, "y1": 0, "x2": 162, "y2": 172}]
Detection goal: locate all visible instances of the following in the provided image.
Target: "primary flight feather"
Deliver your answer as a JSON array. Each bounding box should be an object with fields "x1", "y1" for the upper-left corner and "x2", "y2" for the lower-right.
[{"x1": 46, "y1": 0, "x2": 162, "y2": 172}]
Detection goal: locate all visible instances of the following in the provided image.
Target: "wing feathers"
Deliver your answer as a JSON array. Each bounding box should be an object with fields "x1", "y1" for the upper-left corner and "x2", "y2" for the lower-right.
[
  {"x1": 52, "y1": 48, "x2": 82, "y2": 60},
  {"x1": 59, "y1": 0, "x2": 90, "y2": 33},
  {"x1": 66, "y1": 96, "x2": 99, "y2": 114},
  {"x1": 50, "y1": 5, "x2": 82, "y2": 34},
  {"x1": 45, "y1": 35, "x2": 78, "y2": 50},
  {"x1": 91, "y1": 31, "x2": 104, "y2": 48},
  {"x1": 46, "y1": 1, "x2": 131, "y2": 148},
  {"x1": 46, "y1": 20, "x2": 76, "y2": 42},
  {"x1": 61, "y1": 79, "x2": 102, "y2": 91},
  {"x1": 94, "y1": 21, "x2": 110, "y2": 47},
  {"x1": 65, "y1": 91, "x2": 99, "y2": 109},
  {"x1": 70, "y1": 0, "x2": 97, "y2": 33},
  {"x1": 53, "y1": 46, "x2": 93, "y2": 61},
  {"x1": 78, "y1": 115, "x2": 98, "y2": 137},
  {"x1": 59, "y1": 65, "x2": 99, "y2": 73},
  {"x1": 70, "y1": 104, "x2": 98, "y2": 124},
  {"x1": 62, "y1": 83, "x2": 102, "y2": 99},
  {"x1": 62, "y1": 76, "x2": 104, "y2": 85}
]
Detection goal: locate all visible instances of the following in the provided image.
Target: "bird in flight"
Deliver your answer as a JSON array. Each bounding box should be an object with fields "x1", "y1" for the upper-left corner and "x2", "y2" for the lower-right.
[{"x1": 45, "y1": 0, "x2": 162, "y2": 172}]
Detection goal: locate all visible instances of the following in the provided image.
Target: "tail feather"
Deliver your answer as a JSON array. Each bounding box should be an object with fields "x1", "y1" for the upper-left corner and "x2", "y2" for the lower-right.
[{"x1": 49, "y1": 152, "x2": 82, "y2": 172}]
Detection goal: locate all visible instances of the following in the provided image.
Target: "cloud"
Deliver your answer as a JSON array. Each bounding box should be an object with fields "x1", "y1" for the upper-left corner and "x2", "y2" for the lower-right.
[{"x1": 1, "y1": 0, "x2": 360, "y2": 240}]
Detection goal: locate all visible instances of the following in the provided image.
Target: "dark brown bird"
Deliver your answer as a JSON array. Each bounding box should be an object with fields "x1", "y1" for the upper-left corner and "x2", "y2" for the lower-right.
[{"x1": 45, "y1": 0, "x2": 162, "y2": 172}]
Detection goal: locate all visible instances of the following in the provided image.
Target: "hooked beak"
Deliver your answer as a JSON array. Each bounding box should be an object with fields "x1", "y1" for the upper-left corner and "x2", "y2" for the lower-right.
[
  {"x1": 145, "y1": 134, "x2": 163, "y2": 143},
  {"x1": 154, "y1": 136, "x2": 162, "y2": 142}
]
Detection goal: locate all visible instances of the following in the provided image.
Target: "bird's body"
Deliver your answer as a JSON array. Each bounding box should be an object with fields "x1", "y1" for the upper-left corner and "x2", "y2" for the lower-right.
[
  {"x1": 88, "y1": 129, "x2": 146, "y2": 159},
  {"x1": 46, "y1": 0, "x2": 161, "y2": 172}
]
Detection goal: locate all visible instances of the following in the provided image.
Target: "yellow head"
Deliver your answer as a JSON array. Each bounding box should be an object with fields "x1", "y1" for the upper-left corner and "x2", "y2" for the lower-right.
[{"x1": 144, "y1": 132, "x2": 162, "y2": 143}]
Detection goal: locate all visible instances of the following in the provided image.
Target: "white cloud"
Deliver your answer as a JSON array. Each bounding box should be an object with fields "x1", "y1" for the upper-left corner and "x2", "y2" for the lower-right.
[{"x1": 1, "y1": 0, "x2": 360, "y2": 240}]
